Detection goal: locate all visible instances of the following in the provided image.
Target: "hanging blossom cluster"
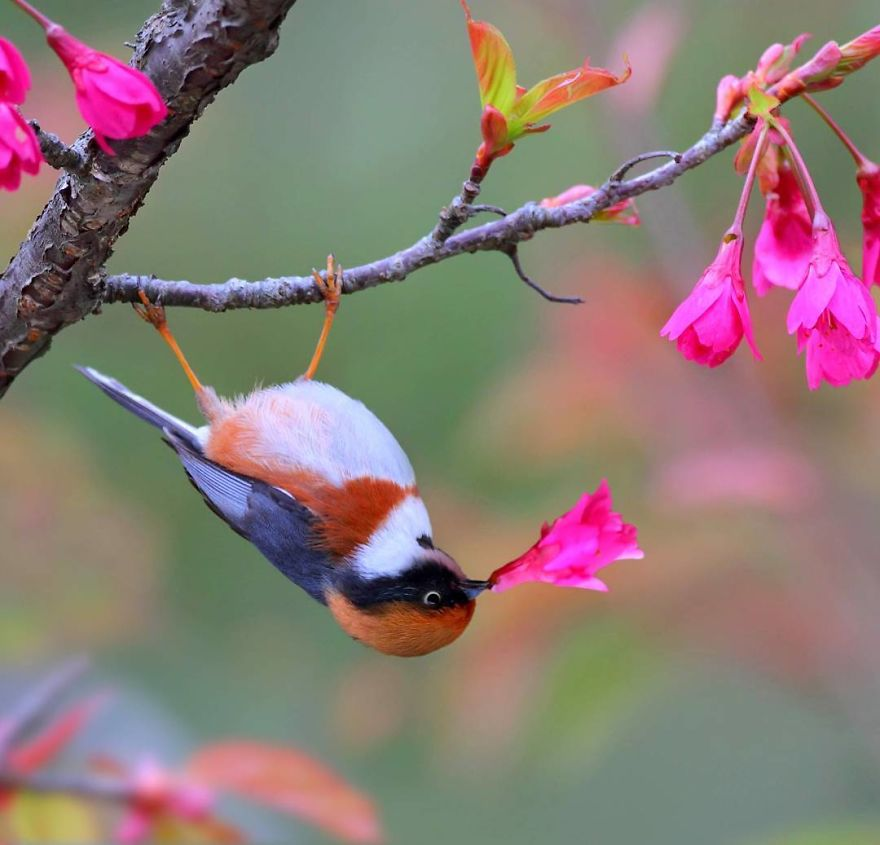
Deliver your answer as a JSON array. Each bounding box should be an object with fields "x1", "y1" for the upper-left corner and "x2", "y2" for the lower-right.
[
  {"x1": 662, "y1": 28, "x2": 880, "y2": 390},
  {"x1": 0, "y1": 0, "x2": 167, "y2": 189}
]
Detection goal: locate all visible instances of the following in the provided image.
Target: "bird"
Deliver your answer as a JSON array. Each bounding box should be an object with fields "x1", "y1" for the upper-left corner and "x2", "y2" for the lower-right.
[{"x1": 78, "y1": 256, "x2": 490, "y2": 657}]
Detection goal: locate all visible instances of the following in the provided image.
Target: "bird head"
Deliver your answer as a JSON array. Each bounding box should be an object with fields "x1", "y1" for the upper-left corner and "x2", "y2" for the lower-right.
[{"x1": 326, "y1": 549, "x2": 490, "y2": 657}]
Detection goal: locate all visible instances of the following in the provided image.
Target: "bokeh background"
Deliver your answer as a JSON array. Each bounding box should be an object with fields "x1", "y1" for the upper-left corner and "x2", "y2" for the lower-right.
[{"x1": 3, "y1": 0, "x2": 880, "y2": 842}]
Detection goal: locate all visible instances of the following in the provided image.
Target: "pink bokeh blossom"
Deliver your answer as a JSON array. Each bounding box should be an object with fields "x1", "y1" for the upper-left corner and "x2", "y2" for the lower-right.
[
  {"x1": 787, "y1": 219, "x2": 880, "y2": 389},
  {"x1": 115, "y1": 759, "x2": 214, "y2": 845},
  {"x1": 539, "y1": 184, "x2": 639, "y2": 224},
  {"x1": 0, "y1": 37, "x2": 30, "y2": 104},
  {"x1": 489, "y1": 480, "x2": 643, "y2": 592},
  {"x1": 753, "y1": 164, "x2": 813, "y2": 294},
  {"x1": 0, "y1": 103, "x2": 41, "y2": 191},
  {"x1": 661, "y1": 236, "x2": 761, "y2": 367},
  {"x1": 45, "y1": 26, "x2": 167, "y2": 155}
]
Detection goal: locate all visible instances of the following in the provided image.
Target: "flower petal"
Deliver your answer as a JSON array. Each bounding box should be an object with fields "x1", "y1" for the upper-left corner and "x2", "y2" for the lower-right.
[
  {"x1": 0, "y1": 37, "x2": 31, "y2": 104},
  {"x1": 858, "y1": 165, "x2": 880, "y2": 286},
  {"x1": 826, "y1": 269, "x2": 876, "y2": 340},
  {"x1": 798, "y1": 319, "x2": 880, "y2": 389},
  {"x1": 47, "y1": 27, "x2": 167, "y2": 144},
  {"x1": 787, "y1": 264, "x2": 836, "y2": 333},
  {"x1": 660, "y1": 279, "x2": 725, "y2": 341},
  {"x1": 752, "y1": 165, "x2": 813, "y2": 294}
]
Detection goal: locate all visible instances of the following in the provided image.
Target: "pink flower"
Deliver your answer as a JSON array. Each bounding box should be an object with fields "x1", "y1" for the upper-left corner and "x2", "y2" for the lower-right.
[
  {"x1": 857, "y1": 163, "x2": 880, "y2": 286},
  {"x1": 787, "y1": 218, "x2": 880, "y2": 389},
  {"x1": 661, "y1": 235, "x2": 761, "y2": 367},
  {"x1": 753, "y1": 163, "x2": 813, "y2": 294},
  {"x1": 0, "y1": 103, "x2": 41, "y2": 190},
  {"x1": 488, "y1": 480, "x2": 643, "y2": 593},
  {"x1": 0, "y1": 37, "x2": 30, "y2": 104},
  {"x1": 44, "y1": 25, "x2": 167, "y2": 155}
]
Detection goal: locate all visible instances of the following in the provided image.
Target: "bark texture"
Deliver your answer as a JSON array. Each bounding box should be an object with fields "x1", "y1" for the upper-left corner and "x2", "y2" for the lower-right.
[{"x1": 0, "y1": 0, "x2": 298, "y2": 396}]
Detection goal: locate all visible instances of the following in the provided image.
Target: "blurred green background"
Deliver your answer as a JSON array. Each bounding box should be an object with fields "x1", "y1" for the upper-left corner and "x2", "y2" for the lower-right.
[{"x1": 3, "y1": 0, "x2": 880, "y2": 842}]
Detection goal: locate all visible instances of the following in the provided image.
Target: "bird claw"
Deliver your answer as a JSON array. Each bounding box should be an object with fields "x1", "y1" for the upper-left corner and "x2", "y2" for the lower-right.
[
  {"x1": 302, "y1": 254, "x2": 344, "y2": 380},
  {"x1": 311, "y1": 254, "x2": 343, "y2": 312},
  {"x1": 133, "y1": 289, "x2": 168, "y2": 330}
]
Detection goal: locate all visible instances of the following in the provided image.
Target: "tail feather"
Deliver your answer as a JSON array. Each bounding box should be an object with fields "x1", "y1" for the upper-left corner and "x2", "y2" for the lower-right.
[{"x1": 76, "y1": 366, "x2": 203, "y2": 452}]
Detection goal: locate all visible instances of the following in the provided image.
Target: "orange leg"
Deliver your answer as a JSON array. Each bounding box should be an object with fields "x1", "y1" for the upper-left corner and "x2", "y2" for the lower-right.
[
  {"x1": 302, "y1": 254, "x2": 343, "y2": 381},
  {"x1": 133, "y1": 291, "x2": 204, "y2": 394}
]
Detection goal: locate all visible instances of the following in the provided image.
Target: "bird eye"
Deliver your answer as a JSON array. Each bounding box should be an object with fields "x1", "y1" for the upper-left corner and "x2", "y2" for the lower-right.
[{"x1": 422, "y1": 590, "x2": 442, "y2": 608}]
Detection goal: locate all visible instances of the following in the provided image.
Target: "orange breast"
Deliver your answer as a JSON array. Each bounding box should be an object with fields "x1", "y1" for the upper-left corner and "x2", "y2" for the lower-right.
[
  {"x1": 205, "y1": 415, "x2": 414, "y2": 558},
  {"x1": 326, "y1": 592, "x2": 475, "y2": 657}
]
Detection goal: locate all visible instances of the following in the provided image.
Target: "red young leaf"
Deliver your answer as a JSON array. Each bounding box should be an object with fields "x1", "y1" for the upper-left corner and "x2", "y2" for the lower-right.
[
  {"x1": 460, "y1": 0, "x2": 517, "y2": 114},
  {"x1": 187, "y1": 742, "x2": 384, "y2": 845},
  {"x1": 0, "y1": 695, "x2": 104, "y2": 810},
  {"x1": 6, "y1": 695, "x2": 104, "y2": 775},
  {"x1": 510, "y1": 57, "x2": 631, "y2": 133}
]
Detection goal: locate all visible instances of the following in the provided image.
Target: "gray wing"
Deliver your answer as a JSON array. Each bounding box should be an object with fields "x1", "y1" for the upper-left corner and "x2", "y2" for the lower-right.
[
  {"x1": 77, "y1": 366, "x2": 202, "y2": 451},
  {"x1": 163, "y1": 430, "x2": 334, "y2": 603}
]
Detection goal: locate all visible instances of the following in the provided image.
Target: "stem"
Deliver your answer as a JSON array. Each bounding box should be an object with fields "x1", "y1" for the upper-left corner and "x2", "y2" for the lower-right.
[
  {"x1": 8, "y1": 0, "x2": 54, "y2": 30},
  {"x1": 0, "y1": 771, "x2": 130, "y2": 802},
  {"x1": 802, "y1": 94, "x2": 871, "y2": 170},
  {"x1": 770, "y1": 117, "x2": 824, "y2": 219},
  {"x1": 430, "y1": 169, "x2": 484, "y2": 244},
  {"x1": 610, "y1": 150, "x2": 681, "y2": 183},
  {"x1": 729, "y1": 121, "x2": 770, "y2": 235}
]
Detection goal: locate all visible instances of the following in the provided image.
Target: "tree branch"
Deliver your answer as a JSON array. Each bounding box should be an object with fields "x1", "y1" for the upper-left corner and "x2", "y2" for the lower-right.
[
  {"x1": 103, "y1": 112, "x2": 755, "y2": 311},
  {"x1": 0, "y1": 770, "x2": 130, "y2": 802},
  {"x1": 27, "y1": 121, "x2": 88, "y2": 175},
  {"x1": 0, "y1": 0, "x2": 299, "y2": 397}
]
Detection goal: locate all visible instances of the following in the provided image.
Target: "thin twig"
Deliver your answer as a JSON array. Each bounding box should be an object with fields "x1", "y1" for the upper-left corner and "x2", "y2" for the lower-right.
[
  {"x1": 0, "y1": 657, "x2": 90, "y2": 765},
  {"x1": 609, "y1": 149, "x2": 681, "y2": 183},
  {"x1": 27, "y1": 121, "x2": 89, "y2": 175},
  {"x1": 468, "y1": 204, "x2": 507, "y2": 218},
  {"x1": 504, "y1": 247, "x2": 583, "y2": 304},
  {"x1": 801, "y1": 93, "x2": 871, "y2": 170},
  {"x1": 104, "y1": 113, "x2": 755, "y2": 311},
  {"x1": 431, "y1": 177, "x2": 483, "y2": 244}
]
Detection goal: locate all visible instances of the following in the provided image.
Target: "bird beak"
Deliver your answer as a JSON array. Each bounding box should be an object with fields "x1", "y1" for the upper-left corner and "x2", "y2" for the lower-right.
[{"x1": 461, "y1": 579, "x2": 491, "y2": 599}]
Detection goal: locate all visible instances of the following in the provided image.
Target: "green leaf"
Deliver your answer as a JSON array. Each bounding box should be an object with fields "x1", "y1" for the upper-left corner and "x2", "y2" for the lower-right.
[
  {"x1": 461, "y1": 1, "x2": 517, "y2": 115},
  {"x1": 745, "y1": 84, "x2": 780, "y2": 119}
]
